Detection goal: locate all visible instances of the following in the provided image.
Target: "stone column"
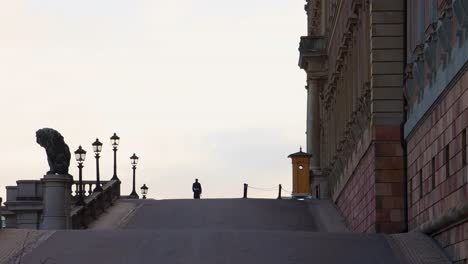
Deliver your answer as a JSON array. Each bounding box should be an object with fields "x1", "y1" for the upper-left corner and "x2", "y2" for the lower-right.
[
  {"x1": 307, "y1": 78, "x2": 321, "y2": 170},
  {"x1": 307, "y1": 78, "x2": 329, "y2": 198},
  {"x1": 41, "y1": 174, "x2": 73, "y2": 230}
]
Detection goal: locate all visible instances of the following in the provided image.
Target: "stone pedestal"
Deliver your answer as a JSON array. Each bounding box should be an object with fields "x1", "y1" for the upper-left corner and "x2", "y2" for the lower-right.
[{"x1": 41, "y1": 174, "x2": 73, "y2": 230}]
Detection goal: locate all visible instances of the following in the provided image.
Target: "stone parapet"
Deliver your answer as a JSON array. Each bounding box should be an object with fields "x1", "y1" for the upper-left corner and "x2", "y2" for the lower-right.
[{"x1": 71, "y1": 179, "x2": 121, "y2": 229}]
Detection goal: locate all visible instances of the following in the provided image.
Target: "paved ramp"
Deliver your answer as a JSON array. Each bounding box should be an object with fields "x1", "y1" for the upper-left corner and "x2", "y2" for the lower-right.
[
  {"x1": 11, "y1": 199, "x2": 450, "y2": 264},
  {"x1": 21, "y1": 230, "x2": 399, "y2": 264},
  {"x1": 124, "y1": 199, "x2": 321, "y2": 231}
]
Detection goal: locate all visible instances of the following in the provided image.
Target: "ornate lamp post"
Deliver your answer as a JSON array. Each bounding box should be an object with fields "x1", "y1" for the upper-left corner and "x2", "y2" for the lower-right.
[
  {"x1": 140, "y1": 184, "x2": 148, "y2": 199},
  {"x1": 74, "y1": 146, "x2": 86, "y2": 205},
  {"x1": 129, "y1": 153, "x2": 139, "y2": 199},
  {"x1": 110, "y1": 133, "x2": 120, "y2": 181},
  {"x1": 92, "y1": 138, "x2": 103, "y2": 192}
]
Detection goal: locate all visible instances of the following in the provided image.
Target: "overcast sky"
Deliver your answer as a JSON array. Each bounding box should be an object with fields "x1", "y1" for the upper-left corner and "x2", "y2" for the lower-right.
[{"x1": 0, "y1": 0, "x2": 306, "y2": 199}]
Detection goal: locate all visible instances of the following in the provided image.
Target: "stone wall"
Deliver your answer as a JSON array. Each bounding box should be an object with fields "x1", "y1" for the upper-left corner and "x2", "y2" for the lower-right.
[
  {"x1": 336, "y1": 141, "x2": 376, "y2": 232},
  {"x1": 433, "y1": 219, "x2": 468, "y2": 263},
  {"x1": 407, "y1": 67, "x2": 468, "y2": 262},
  {"x1": 404, "y1": 0, "x2": 468, "y2": 261},
  {"x1": 334, "y1": 124, "x2": 405, "y2": 233}
]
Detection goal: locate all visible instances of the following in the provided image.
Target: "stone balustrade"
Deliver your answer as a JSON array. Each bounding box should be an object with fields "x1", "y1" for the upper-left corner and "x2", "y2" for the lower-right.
[
  {"x1": 2, "y1": 178, "x2": 121, "y2": 229},
  {"x1": 71, "y1": 179, "x2": 121, "y2": 229},
  {"x1": 71, "y1": 180, "x2": 110, "y2": 198}
]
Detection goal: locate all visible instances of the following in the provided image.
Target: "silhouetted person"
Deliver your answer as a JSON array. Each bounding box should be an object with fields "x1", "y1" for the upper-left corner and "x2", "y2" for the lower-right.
[{"x1": 192, "y1": 179, "x2": 202, "y2": 199}]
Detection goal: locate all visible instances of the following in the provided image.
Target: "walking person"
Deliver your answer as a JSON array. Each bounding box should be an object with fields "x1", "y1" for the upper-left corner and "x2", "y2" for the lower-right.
[{"x1": 192, "y1": 179, "x2": 202, "y2": 199}]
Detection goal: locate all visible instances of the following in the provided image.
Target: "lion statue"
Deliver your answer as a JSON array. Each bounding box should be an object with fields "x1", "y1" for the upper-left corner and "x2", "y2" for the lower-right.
[{"x1": 36, "y1": 128, "x2": 71, "y2": 175}]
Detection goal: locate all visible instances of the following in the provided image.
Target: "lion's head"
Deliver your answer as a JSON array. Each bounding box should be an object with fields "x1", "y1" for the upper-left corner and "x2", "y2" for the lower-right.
[{"x1": 36, "y1": 128, "x2": 64, "y2": 149}]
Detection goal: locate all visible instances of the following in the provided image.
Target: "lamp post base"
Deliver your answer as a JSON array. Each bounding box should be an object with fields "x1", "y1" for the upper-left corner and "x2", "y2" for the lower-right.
[
  {"x1": 129, "y1": 191, "x2": 139, "y2": 199},
  {"x1": 111, "y1": 175, "x2": 120, "y2": 181}
]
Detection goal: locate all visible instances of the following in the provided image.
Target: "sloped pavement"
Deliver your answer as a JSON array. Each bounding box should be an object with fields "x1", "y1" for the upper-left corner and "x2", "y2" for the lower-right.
[{"x1": 5, "y1": 199, "x2": 451, "y2": 264}]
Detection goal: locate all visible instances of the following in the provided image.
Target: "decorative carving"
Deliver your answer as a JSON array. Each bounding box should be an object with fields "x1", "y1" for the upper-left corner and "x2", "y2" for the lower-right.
[
  {"x1": 404, "y1": 63, "x2": 414, "y2": 113},
  {"x1": 453, "y1": 0, "x2": 468, "y2": 43},
  {"x1": 412, "y1": 60, "x2": 425, "y2": 95},
  {"x1": 423, "y1": 41, "x2": 437, "y2": 83},
  {"x1": 327, "y1": 82, "x2": 371, "y2": 192},
  {"x1": 352, "y1": 0, "x2": 362, "y2": 13},
  {"x1": 405, "y1": 2, "x2": 468, "y2": 110},
  {"x1": 319, "y1": 1, "x2": 373, "y2": 192},
  {"x1": 437, "y1": 13, "x2": 454, "y2": 67},
  {"x1": 306, "y1": 0, "x2": 322, "y2": 35},
  {"x1": 323, "y1": 2, "x2": 364, "y2": 112},
  {"x1": 36, "y1": 128, "x2": 71, "y2": 175},
  {"x1": 423, "y1": 21, "x2": 438, "y2": 84}
]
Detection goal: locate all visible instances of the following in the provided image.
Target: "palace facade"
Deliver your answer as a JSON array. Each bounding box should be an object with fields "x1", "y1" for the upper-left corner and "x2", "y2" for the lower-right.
[
  {"x1": 299, "y1": 1, "x2": 468, "y2": 260},
  {"x1": 299, "y1": 0, "x2": 406, "y2": 233}
]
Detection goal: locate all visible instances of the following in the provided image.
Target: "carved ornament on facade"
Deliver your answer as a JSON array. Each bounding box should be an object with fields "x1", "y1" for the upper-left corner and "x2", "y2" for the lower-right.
[
  {"x1": 437, "y1": 10, "x2": 454, "y2": 67},
  {"x1": 408, "y1": 43, "x2": 425, "y2": 105},
  {"x1": 453, "y1": 0, "x2": 468, "y2": 40},
  {"x1": 306, "y1": 0, "x2": 322, "y2": 35},
  {"x1": 326, "y1": 84, "x2": 371, "y2": 191},
  {"x1": 328, "y1": 0, "x2": 339, "y2": 29},
  {"x1": 321, "y1": 0, "x2": 369, "y2": 185},
  {"x1": 404, "y1": 64, "x2": 414, "y2": 108},
  {"x1": 424, "y1": 39, "x2": 437, "y2": 83},
  {"x1": 351, "y1": 0, "x2": 363, "y2": 13},
  {"x1": 405, "y1": 3, "x2": 467, "y2": 111},
  {"x1": 323, "y1": 3, "x2": 362, "y2": 114}
]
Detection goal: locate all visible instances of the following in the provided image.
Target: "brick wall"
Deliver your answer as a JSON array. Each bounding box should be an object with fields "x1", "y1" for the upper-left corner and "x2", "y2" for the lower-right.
[
  {"x1": 335, "y1": 125, "x2": 405, "y2": 233},
  {"x1": 373, "y1": 127, "x2": 406, "y2": 233},
  {"x1": 407, "y1": 67, "x2": 468, "y2": 262},
  {"x1": 433, "y1": 220, "x2": 468, "y2": 263},
  {"x1": 336, "y1": 144, "x2": 376, "y2": 232}
]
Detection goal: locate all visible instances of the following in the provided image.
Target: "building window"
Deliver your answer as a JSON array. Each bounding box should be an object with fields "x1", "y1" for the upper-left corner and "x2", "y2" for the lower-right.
[
  {"x1": 419, "y1": 169, "x2": 423, "y2": 199},
  {"x1": 463, "y1": 129, "x2": 467, "y2": 167},
  {"x1": 445, "y1": 145, "x2": 450, "y2": 177},
  {"x1": 431, "y1": 157, "x2": 436, "y2": 190}
]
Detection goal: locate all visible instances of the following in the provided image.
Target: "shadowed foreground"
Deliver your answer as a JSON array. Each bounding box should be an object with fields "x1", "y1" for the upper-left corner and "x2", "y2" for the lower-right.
[{"x1": 15, "y1": 199, "x2": 449, "y2": 264}]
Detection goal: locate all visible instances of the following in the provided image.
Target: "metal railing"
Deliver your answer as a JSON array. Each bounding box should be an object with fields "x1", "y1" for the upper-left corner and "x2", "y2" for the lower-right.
[{"x1": 243, "y1": 184, "x2": 293, "y2": 199}]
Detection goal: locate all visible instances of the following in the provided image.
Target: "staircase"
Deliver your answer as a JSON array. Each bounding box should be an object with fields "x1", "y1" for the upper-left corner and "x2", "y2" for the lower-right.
[{"x1": 4, "y1": 199, "x2": 451, "y2": 264}]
